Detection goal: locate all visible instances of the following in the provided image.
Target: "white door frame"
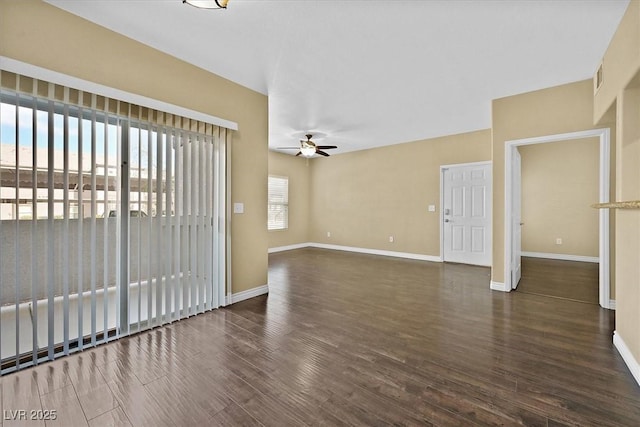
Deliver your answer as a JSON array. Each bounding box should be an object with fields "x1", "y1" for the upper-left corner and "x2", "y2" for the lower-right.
[
  {"x1": 440, "y1": 160, "x2": 493, "y2": 265},
  {"x1": 504, "y1": 129, "x2": 611, "y2": 309}
]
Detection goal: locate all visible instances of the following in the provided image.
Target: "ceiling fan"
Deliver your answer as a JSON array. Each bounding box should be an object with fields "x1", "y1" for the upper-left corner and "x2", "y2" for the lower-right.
[{"x1": 278, "y1": 134, "x2": 337, "y2": 157}]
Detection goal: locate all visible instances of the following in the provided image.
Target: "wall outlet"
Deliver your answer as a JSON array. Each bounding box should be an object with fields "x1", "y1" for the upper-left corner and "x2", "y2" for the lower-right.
[
  {"x1": 327, "y1": 231, "x2": 331, "y2": 238},
  {"x1": 428, "y1": 204, "x2": 436, "y2": 212},
  {"x1": 233, "y1": 202, "x2": 244, "y2": 214},
  {"x1": 555, "y1": 238, "x2": 563, "y2": 245},
  {"x1": 389, "y1": 236, "x2": 394, "y2": 243}
]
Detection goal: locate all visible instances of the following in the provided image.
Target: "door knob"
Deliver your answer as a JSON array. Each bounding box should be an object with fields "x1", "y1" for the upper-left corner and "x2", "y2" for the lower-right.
[{"x1": 444, "y1": 219, "x2": 450, "y2": 223}]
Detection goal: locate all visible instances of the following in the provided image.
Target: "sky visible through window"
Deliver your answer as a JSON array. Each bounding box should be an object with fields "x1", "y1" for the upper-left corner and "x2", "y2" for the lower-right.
[{"x1": 0, "y1": 101, "x2": 156, "y2": 170}]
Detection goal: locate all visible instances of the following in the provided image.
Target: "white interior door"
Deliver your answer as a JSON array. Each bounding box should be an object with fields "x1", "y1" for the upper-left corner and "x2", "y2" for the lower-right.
[
  {"x1": 443, "y1": 163, "x2": 492, "y2": 266},
  {"x1": 512, "y1": 149, "x2": 522, "y2": 288}
]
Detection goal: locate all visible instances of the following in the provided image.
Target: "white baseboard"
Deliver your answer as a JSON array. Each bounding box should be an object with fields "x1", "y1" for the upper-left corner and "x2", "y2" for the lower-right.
[
  {"x1": 609, "y1": 300, "x2": 616, "y2": 310},
  {"x1": 613, "y1": 331, "x2": 640, "y2": 386},
  {"x1": 309, "y1": 243, "x2": 442, "y2": 262},
  {"x1": 521, "y1": 251, "x2": 599, "y2": 263},
  {"x1": 268, "y1": 243, "x2": 312, "y2": 253},
  {"x1": 268, "y1": 241, "x2": 442, "y2": 262},
  {"x1": 490, "y1": 281, "x2": 509, "y2": 292},
  {"x1": 227, "y1": 285, "x2": 269, "y2": 305}
]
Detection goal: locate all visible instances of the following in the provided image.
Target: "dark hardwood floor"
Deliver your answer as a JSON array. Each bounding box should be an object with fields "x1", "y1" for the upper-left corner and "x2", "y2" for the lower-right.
[
  {"x1": 516, "y1": 257, "x2": 599, "y2": 304},
  {"x1": 2, "y1": 247, "x2": 638, "y2": 426}
]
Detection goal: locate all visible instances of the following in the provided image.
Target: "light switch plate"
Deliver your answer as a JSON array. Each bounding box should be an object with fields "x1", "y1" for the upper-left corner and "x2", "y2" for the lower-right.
[
  {"x1": 233, "y1": 203, "x2": 244, "y2": 214},
  {"x1": 428, "y1": 205, "x2": 436, "y2": 212}
]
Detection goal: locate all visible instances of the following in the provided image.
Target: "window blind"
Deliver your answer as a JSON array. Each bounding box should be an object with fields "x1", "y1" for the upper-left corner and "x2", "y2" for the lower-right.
[
  {"x1": 268, "y1": 175, "x2": 288, "y2": 230},
  {"x1": 0, "y1": 70, "x2": 231, "y2": 373}
]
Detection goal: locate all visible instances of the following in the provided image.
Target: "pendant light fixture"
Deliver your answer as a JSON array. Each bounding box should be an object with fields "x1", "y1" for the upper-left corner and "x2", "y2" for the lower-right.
[{"x1": 183, "y1": 0, "x2": 229, "y2": 9}]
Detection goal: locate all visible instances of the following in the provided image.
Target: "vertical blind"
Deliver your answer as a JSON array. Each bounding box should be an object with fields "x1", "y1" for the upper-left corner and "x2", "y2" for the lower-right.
[
  {"x1": 267, "y1": 175, "x2": 288, "y2": 230},
  {"x1": 0, "y1": 70, "x2": 230, "y2": 373}
]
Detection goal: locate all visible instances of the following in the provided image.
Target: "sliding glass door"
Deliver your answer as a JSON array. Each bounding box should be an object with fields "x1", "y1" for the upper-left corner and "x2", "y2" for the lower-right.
[{"x1": 0, "y1": 71, "x2": 228, "y2": 373}]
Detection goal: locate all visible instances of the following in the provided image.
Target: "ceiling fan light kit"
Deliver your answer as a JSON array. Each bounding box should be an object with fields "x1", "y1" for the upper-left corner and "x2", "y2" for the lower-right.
[
  {"x1": 300, "y1": 146, "x2": 316, "y2": 157},
  {"x1": 183, "y1": 0, "x2": 229, "y2": 9},
  {"x1": 277, "y1": 134, "x2": 338, "y2": 158}
]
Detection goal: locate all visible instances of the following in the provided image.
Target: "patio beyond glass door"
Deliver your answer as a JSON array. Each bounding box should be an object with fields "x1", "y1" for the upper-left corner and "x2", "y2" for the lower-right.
[{"x1": 0, "y1": 72, "x2": 228, "y2": 373}]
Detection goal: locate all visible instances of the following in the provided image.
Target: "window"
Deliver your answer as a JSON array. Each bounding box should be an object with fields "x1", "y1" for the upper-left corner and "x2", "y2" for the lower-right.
[{"x1": 268, "y1": 175, "x2": 288, "y2": 230}]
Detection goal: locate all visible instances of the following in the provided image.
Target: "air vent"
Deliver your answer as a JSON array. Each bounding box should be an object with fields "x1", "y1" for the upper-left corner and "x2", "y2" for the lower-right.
[{"x1": 595, "y1": 63, "x2": 604, "y2": 93}]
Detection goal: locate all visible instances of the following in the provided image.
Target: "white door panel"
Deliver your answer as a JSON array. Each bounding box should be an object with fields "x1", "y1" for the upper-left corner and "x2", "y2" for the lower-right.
[
  {"x1": 512, "y1": 149, "x2": 522, "y2": 288},
  {"x1": 452, "y1": 186, "x2": 465, "y2": 217},
  {"x1": 470, "y1": 169, "x2": 485, "y2": 180},
  {"x1": 443, "y1": 163, "x2": 492, "y2": 266},
  {"x1": 471, "y1": 227, "x2": 485, "y2": 252},
  {"x1": 471, "y1": 186, "x2": 485, "y2": 217},
  {"x1": 452, "y1": 226, "x2": 465, "y2": 251}
]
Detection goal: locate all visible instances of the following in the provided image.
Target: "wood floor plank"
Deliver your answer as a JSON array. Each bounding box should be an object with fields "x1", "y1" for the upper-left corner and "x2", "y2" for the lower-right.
[
  {"x1": 58, "y1": 354, "x2": 111, "y2": 401},
  {"x1": 2, "y1": 370, "x2": 45, "y2": 427},
  {"x1": 105, "y1": 376, "x2": 176, "y2": 427},
  {"x1": 87, "y1": 407, "x2": 131, "y2": 427},
  {"x1": 76, "y1": 383, "x2": 117, "y2": 421},
  {"x1": 39, "y1": 384, "x2": 87, "y2": 427},
  {"x1": 208, "y1": 402, "x2": 263, "y2": 427},
  {"x1": 30, "y1": 363, "x2": 72, "y2": 397},
  {"x1": 207, "y1": 368, "x2": 306, "y2": 427},
  {"x1": 143, "y1": 376, "x2": 225, "y2": 426},
  {"x1": 214, "y1": 351, "x2": 337, "y2": 425}
]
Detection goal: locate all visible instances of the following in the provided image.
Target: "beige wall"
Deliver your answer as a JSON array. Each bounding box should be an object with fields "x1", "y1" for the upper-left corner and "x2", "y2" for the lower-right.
[
  {"x1": 520, "y1": 138, "x2": 600, "y2": 257},
  {"x1": 593, "y1": 0, "x2": 640, "y2": 375},
  {"x1": 308, "y1": 130, "x2": 491, "y2": 257},
  {"x1": 268, "y1": 151, "x2": 310, "y2": 248},
  {"x1": 594, "y1": 0, "x2": 640, "y2": 123},
  {"x1": 615, "y1": 83, "x2": 640, "y2": 366},
  {"x1": 0, "y1": 0, "x2": 269, "y2": 293},
  {"x1": 491, "y1": 80, "x2": 615, "y2": 286}
]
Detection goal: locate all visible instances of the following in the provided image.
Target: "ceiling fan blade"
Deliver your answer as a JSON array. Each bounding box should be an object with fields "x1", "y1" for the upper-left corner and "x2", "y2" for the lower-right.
[
  {"x1": 316, "y1": 150, "x2": 330, "y2": 157},
  {"x1": 295, "y1": 151, "x2": 302, "y2": 156},
  {"x1": 277, "y1": 147, "x2": 301, "y2": 149},
  {"x1": 316, "y1": 145, "x2": 337, "y2": 149}
]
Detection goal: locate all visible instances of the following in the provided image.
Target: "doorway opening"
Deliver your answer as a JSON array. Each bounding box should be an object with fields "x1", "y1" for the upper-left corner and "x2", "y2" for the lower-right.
[
  {"x1": 504, "y1": 129, "x2": 611, "y2": 309},
  {"x1": 516, "y1": 257, "x2": 599, "y2": 304},
  {"x1": 515, "y1": 139, "x2": 600, "y2": 304}
]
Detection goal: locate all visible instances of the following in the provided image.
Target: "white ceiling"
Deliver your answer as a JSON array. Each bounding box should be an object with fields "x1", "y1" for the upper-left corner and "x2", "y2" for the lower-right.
[{"x1": 47, "y1": 0, "x2": 629, "y2": 156}]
